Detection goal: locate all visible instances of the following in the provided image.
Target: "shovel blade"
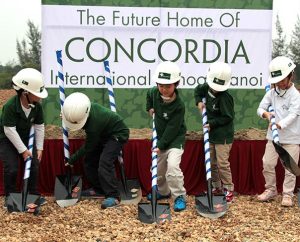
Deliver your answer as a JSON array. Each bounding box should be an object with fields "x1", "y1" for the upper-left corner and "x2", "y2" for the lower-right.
[
  {"x1": 54, "y1": 175, "x2": 82, "y2": 207},
  {"x1": 195, "y1": 194, "x2": 227, "y2": 219},
  {"x1": 7, "y1": 193, "x2": 40, "y2": 214},
  {"x1": 272, "y1": 141, "x2": 300, "y2": 176},
  {"x1": 138, "y1": 202, "x2": 171, "y2": 224},
  {"x1": 118, "y1": 179, "x2": 142, "y2": 205}
]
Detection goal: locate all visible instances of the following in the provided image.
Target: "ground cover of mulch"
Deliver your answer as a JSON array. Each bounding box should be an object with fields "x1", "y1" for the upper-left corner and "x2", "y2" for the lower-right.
[{"x1": 1, "y1": 195, "x2": 300, "y2": 241}]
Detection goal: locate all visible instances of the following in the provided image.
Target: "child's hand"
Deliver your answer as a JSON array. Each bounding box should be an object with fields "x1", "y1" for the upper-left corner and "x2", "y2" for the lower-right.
[
  {"x1": 197, "y1": 102, "x2": 205, "y2": 112},
  {"x1": 152, "y1": 147, "x2": 160, "y2": 155},
  {"x1": 263, "y1": 111, "x2": 274, "y2": 121},
  {"x1": 37, "y1": 150, "x2": 43, "y2": 162},
  {"x1": 203, "y1": 123, "x2": 210, "y2": 131},
  {"x1": 148, "y1": 108, "x2": 155, "y2": 117},
  {"x1": 22, "y1": 149, "x2": 32, "y2": 161}
]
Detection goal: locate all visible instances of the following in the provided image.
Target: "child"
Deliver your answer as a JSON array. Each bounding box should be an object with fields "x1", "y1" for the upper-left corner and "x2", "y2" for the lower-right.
[
  {"x1": 62, "y1": 92, "x2": 129, "y2": 209},
  {"x1": 257, "y1": 56, "x2": 300, "y2": 207},
  {"x1": 0, "y1": 68, "x2": 48, "y2": 208},
  {"x1": 194, "y1": 62, "x2": 235, "y2": 203},
  {"x1": 146, "y1": 61, "x2": 187, "y2": 212}
]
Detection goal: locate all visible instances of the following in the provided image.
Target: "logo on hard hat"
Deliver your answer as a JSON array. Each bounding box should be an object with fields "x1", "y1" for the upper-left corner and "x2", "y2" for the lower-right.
[
  {"x1": 271, "y1": 70, "x2": 282, "y2": 78},
  {"x1": 212, "y1": 78, "x2": 225, "y2": 86},
  {"x1": 22, "y1": 80, "x2": 29, "y2": 85},
  {"x1": 159, "y1": 72, "x2": 171, "y2": 80}
]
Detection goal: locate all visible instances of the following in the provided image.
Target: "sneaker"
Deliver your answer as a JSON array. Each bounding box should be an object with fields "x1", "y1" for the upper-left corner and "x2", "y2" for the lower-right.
[
  {"x1": 82, "y1": 188, "x2": 104, "y2": 198},
  {"x1": 281, "y1": 195, "x2": 293, "y2": 207},
  {"x1": 257, "y1": 189, "x2": 277, "y2": 202},
  {"x1": 173, "y1": 195, "x2": 186, "y2": 212},
  {"x1": 101, "y1": 197, "x2": 120, "y2": 209},
  {"x1": 147, "y1": 192, "x2": 171, "y2": 201},
  {"x1": 224, "y1": 189, "x2": 234, "y2": 204},
  {"x1": 39, "y1": 196, "x2": 47, "y2": 206}
]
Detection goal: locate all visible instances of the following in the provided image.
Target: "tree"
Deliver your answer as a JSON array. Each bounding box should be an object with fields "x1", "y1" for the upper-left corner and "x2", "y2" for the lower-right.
[
  {"x1": 16, "y1": 20, "x2": 41, "y2": 70},
  {"x1": 272, "y1": 14, "x2": 288, "y2": 59},
  {"x1": 289, "y1": 15, "x2": 300, "y2": 85}
]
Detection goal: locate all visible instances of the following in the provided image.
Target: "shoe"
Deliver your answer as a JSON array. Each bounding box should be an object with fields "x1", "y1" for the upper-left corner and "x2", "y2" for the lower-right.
[
  {"x1": 39, "y1": 196, "x2": 47, "y2": 206},
  {"x1": 101, "y1": 197, "x2": 120, "y2": 209},
  {"x1": 281, "y1": 195, "x2": 293, "y2": 207},
  {"x1": 174, "y1": 195, "x2": 186, "y2": 212},
  {"x1": 82, "y1": 188, "x2": 104, "y2": 198},
  {"x1": 212, "y1": 187, "x2": 224, "y2": 195},
  {"x1": 257, "y1": 189, "x2": 277, "y2": 202},
  {"x1": 147, "y1": 192, "x2": 171, "y2": 201},
  {"x1": 224, "y1": 189, "x2": 234, "y2": 204}
]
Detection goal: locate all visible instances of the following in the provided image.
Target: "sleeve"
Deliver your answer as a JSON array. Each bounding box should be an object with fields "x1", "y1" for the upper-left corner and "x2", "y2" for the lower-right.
[
  {"x1": 68, "y1": 143, "x2": 86, "y2": 165},
  {"x1": 4, "y1": 126, "x2": 27, "y2": 153},
  {"x1": 34, "y1": 123, "x2": 45, "y2": 150},
  {"x1": 157, "y1": 105, "x2": 185, "y2": 150},
  {"x1": 34, "y1": 104, "x2": 44, "y2": 125},
  {"x1": 257, "y1": 91, "x2": 272, "y2": 118},
  {"x1": 194, "y1": 84, "x2": 206, "y2": 106},
  {"x1": 146, "y1": 88, "x2": 154, "y2": 111},
  {"x1": 2, "y1": 104, "x2": 17, "y2": 127}
]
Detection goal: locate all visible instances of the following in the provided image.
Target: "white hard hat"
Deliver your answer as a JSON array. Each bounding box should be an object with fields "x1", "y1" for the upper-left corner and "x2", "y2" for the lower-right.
[
  {"x1": 206, "y1": 62, "x2": 232, "y2": 92},
  {"x1": 62, "y1": 92, "x2": 91, "y2": 131},
  {"x1": 268, "y1": 56, "x2": 296, "y2": 84},
  {"x1": 153, "y1": 61, "x2": 182, "y2": 84},
  {"x1": 12, "y1": 68, "x2": 48, "y2": 98}
]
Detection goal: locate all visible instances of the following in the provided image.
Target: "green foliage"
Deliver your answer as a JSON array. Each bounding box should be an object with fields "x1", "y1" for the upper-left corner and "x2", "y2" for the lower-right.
[
  {"x1": 272, "y1": 14, "x2": 288, "y2": 59},
  {"x1": 0, "y1": 62, "x2": 21, "y2": 89},
  {"x1": 16, "y1": 20, "x2": 41, "y2": 70}
]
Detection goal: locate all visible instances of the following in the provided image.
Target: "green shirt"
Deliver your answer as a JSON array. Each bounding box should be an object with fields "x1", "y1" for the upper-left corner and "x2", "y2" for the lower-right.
[
  {"x1": 146, "y1": 87, "x2": 186, "y2": 150},
  {"x1": 194, "y1": 83, "x2": 234, "y2": 144},
  {"x1": 0, "y1": 95, "x2": 44, "y2": 144},
  {"x1": 69, "y1": 103, "x2": 129, "y2": 164}
]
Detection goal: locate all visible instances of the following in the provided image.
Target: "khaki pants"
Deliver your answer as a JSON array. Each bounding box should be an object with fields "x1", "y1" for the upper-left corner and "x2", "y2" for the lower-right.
[
  {"x1": 262, "y1": 141, "x2": 299, "y2": 196},
  {"x1": 210, "y1": 143, "x2": 234, "y2": 191},
  {"x1": 157, "y1": 148, "x2": 186, "y2": 198}
]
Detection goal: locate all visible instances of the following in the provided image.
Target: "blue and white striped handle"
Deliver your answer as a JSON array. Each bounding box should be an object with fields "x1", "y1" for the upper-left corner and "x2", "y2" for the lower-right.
[
  {"x1": 24, "y1": 126, "x2": 35, "y2": 180},
  {"x1": 104, "y1": 60, "x2": 124, "y2": 164},
  {"x1": 104, "y1": 60, "x2": 117, "y2": 112},
  {"x1": 265, "y1": 85, "x2": 280, "y2": 144},
  {"x1": 151, "y1": 114, "x2": 158, "y2": 189},
  {"x1": 56, "y1": 50, "x2": 70, "y2": 161},
  {"x1": 201, "y1": 98, "x2": 212, "y2": 180}
]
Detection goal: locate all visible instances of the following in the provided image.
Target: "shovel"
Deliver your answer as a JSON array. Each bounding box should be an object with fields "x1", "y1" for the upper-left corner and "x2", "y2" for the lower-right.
[
  {"x1": 138, "y1": 114, "x2": 171, "y2": 224},
  {"x1": 54, "y1": 50, "x2": 82, "y2": 207},
  {"x1": 195, "y1": 98, "x2": 227, "y2": 219},
  {"x1": 265, "y1": 85, "x2": 300, "y2": 176},
  {"x1": 54, "y1": 166, "x2": 82, "y2": 207},
  {"x1": 104, "y1": 60, "x2": 142, "y2": 204},
  {"x1": 7, "y1": 126, "x2": 40, "y2": 215}
]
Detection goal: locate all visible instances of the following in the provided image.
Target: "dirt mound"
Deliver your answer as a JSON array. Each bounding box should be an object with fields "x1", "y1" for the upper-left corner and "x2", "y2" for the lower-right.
[{"x1": 0, "y1": 89, "x2": 15, "y2": 108}]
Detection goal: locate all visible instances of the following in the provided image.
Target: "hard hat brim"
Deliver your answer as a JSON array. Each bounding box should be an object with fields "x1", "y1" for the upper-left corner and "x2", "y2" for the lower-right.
[
  {"x1": 62, "y1": 112, "x2": 88, "y2": 131},
  {"x1": 30, "y1": 89, "x2": 48, "y2": 99},
  {"x1": 154, "y1": 76, "x2": 182, "y2": 84}
]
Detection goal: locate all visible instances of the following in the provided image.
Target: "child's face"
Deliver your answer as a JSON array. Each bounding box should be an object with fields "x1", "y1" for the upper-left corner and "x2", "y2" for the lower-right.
[
  {"x1": 28, "y1": 93, "x2": 42, "y2": 103},
  {"x1": 275, "y1": 76, "x2": 290, "y2": 90},
  {"x1": 157, "y1": 83, "x2": 176, "y2": 97}
]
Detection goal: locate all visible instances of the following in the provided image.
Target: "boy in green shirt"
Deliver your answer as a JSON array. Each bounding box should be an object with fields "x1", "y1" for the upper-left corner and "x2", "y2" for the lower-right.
[
  {"x1": 146, "y1": 61, "x2": 187, "y2": 212},
  {"x1": 0, "y1": 68, "x2": 48, "y2": 208},
  {"x1": 194, "y1": 62, "x2": 235, "y2": 203},
  {"x1": 62, "y1": 92, "x2": 129, "y2": 209}
]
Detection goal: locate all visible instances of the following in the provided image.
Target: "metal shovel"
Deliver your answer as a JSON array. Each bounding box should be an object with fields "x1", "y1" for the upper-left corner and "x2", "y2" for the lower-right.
[
  {"x1": 54, "y1": 167, "x2": 82, "y2": 207},
  {"x1": 138, "y1": 114, "x2": 171, "y2": 224},
  {"x1": 195, "y1": 98, "x2": 227, "y2": 219},
  {"x1": 7, "y1": 126, "x2": 40, "y2": 215}
]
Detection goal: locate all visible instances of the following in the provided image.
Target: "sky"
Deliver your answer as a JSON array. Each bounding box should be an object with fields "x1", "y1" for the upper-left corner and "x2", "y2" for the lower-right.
[{"x1": 0, "y1": 0, "x2": 299, "y2": 65}]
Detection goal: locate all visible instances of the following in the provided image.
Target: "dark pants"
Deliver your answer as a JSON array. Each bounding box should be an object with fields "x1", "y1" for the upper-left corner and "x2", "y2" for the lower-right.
[
  {"x1": 0, "y1": 138, "x2": 39, "y2": 197},
  {"x1": 84, "y1": 138, "x2": 122, "y2": 199}
]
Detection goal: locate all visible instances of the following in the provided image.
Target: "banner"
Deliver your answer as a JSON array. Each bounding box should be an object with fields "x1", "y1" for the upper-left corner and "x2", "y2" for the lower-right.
[{"x1": 42, "y1": 5, "x2": 273, "y2": 89}]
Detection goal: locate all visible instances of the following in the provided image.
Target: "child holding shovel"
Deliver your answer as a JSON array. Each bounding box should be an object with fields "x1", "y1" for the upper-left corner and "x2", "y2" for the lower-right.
[
  {"x1": 257, "y1": 56, "x2": 300, "y2": 207},
  {"x1": 62, "y1": 92, "x2": 129, "y2": 209},
  {"x1": 0, "y1": 68, "x2": 48, "y2": 208},
  {"x1": 194, "y1": 62, "x2": 235, "y2": 203},
  {"x1": 146, "y1": 61, "x2": 187, "y2": 212}
]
